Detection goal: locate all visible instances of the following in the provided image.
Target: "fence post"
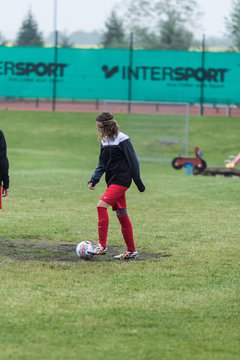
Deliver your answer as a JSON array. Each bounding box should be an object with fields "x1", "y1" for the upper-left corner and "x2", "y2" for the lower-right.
[
  {"x1": 128, "y1": 32, "x2": 133, "y2": 114},
  {"x1": 52, "y1": 0, "x2": 58, "y2": 112},
  {"x1": 200, "y1": 34, "x2": 205, "y2": 116}
]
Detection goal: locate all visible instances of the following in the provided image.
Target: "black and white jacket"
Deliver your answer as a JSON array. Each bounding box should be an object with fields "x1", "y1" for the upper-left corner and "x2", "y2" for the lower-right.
[
  {"x1": 0, "y1": 130, "x2": 9, "y2": 189},
  {"x1": 89, "y1": 132, "x2": 145, "y2": 192}
]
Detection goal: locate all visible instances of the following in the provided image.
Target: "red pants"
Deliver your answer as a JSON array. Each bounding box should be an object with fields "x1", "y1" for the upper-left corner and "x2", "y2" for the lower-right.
[{"x1": 100, "y1": 184, "x2": 128, "y2": 210}]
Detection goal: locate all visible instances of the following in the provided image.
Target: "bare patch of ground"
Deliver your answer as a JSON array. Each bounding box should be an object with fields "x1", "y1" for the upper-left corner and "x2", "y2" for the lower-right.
[{"x1": 0, "y1": 238, "x2": 171, "y2": 262}]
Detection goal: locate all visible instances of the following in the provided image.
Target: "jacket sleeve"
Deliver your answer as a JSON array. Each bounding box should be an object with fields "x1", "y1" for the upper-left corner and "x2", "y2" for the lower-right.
[
  {"x1": 0, "y1": 130, "x2": 9, "y2": 189},
  {"x1": 88, "y1": 147, "x2": 105, "y2": 187},
  {"x1": 120, "y1": 138, "x2": 145, "y2": 192}
]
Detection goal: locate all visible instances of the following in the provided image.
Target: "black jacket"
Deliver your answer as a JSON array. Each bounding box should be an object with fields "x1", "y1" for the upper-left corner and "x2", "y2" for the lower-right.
[
  {"x1": 89, "y1": 132, "x2": 145, "y2": 192},
  {"x1": 0, "y1": 130, "x2": 9, "y2": 189}
]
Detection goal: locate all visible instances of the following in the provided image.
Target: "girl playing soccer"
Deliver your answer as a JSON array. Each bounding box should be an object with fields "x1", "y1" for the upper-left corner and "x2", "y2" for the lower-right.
[{"x1": 88, "y1": 112, "x2": 145, "y2": 260}]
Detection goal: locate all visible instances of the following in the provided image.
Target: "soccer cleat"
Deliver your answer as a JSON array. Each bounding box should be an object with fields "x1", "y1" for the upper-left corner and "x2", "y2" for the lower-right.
[
  {"x1": 94, "y1": 244, "x2": 107, "y2": 255},
  {"x1": 113, "y1": 250, "x2": 138, "y2": 260}
]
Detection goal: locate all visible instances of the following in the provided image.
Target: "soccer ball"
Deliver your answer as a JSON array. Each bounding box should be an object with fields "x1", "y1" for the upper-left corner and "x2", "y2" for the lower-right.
[{"x1": 76, "y1": 241, "x2": 94, "y2": 260}]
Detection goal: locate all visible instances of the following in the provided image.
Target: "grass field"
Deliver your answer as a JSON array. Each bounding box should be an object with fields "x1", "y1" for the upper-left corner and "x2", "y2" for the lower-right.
[{"x1": 0, "y1": 111, "x2": 240, "y2": 360}]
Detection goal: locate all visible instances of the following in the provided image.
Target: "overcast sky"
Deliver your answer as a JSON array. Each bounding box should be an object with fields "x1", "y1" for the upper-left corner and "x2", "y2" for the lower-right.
[{"x1": 0, "y1": 0, "x2": 233, "y2": 39}]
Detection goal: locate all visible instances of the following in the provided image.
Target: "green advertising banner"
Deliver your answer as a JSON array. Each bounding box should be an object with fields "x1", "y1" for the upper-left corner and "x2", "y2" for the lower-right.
[{"x1": 0, "y1": 47, "x2": 239, "y2": 103}]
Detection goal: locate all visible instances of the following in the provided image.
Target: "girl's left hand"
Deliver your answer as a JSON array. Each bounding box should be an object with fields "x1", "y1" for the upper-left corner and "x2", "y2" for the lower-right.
[{"x1": 2, "y1": 188, "x2": 9, "y2": 197}]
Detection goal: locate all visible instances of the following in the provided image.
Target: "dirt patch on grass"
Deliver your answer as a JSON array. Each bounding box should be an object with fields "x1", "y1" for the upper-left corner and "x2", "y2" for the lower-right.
[{"x1": 0, "y1": 238, "x2": 171, "y2": 262}]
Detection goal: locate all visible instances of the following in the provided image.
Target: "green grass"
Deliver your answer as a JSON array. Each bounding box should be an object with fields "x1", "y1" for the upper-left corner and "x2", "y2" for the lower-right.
[{"x1": 0, "y1": 111, "x2": 240, "y2": 360}]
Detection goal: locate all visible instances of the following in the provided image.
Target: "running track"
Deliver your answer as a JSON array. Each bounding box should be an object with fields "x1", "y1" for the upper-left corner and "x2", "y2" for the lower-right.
[{"x1": 0, "y1": 100, "x2": 240, "y2": 117}]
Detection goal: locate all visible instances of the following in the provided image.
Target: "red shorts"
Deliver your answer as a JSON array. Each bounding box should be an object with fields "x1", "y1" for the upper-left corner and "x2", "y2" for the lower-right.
[{"x1": 100, "y1": 184, "x2": 128, "y2": 210}]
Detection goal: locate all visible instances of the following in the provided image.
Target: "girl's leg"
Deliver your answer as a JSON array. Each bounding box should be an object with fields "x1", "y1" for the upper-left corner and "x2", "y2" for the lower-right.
[
  {"x1": 97, "y1": 200, "x2": 109, "y2": 248},
  {"x1": 116, "y1": 208, "x2": 136, "y2": 252}
]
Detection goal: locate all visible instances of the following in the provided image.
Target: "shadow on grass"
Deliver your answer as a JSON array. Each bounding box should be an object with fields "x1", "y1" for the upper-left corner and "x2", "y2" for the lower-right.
[{"x1": 0, "y1": 238, "x2": 171, "y2": 262}]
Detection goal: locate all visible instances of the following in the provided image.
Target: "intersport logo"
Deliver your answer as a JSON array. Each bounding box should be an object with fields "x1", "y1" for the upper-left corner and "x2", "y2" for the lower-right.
[
  {"x1": 0, "y1": 61, "x2": 68, "y2": 77},
  {"x1": 102, "y1": 65, "x2": 228, "y2": 82}
]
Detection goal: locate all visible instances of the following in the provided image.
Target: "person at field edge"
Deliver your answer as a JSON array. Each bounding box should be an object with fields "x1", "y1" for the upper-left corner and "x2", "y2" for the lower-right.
[
  {"x1": 87, "y1": 112, "x2": 145, "y2": 260},
  {"x1": 0, "y1": 130, "x2": 10, "y2": 201},
  {"x1": 225, "y1": 153, "x2": 240, "y2": 169}
]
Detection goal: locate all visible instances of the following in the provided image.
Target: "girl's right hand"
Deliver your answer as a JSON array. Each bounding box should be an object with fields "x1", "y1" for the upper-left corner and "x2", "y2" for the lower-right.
[{"x1": 87, "y1": 182, "x2": 94, "y2": 190}]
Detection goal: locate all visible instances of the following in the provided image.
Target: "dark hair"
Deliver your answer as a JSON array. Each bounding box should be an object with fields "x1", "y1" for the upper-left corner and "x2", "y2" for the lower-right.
[
  {"x1": 96, "y1": 112, "x2": 119, "y2": 140},
  {"x1": 96, "y1": 112, "x2": 114, "y2": 123}
]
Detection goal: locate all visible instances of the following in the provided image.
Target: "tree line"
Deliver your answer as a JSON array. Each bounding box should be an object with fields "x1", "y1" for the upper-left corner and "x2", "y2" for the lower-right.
[{"x1": 1, "y1": 0, "x2": 240, "y2": 50}]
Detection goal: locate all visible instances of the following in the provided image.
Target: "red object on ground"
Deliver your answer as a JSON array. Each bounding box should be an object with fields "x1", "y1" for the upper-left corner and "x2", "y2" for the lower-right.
[{"x1": 172, "y1": 147, "x2": 207, "y2": 171}]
